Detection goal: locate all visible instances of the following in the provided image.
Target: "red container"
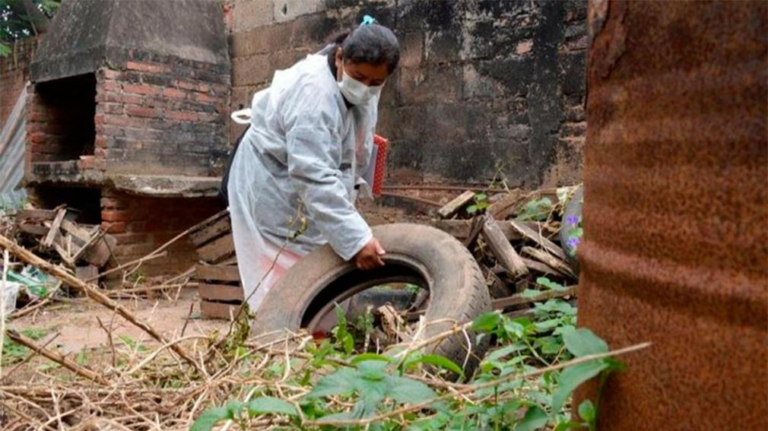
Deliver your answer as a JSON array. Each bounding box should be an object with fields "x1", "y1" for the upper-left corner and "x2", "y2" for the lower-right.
[{"x1": 372, "y1": 135, "x2": 388, "y2": 198}]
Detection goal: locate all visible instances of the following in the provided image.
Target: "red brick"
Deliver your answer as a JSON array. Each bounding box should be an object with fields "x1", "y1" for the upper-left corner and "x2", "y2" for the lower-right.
[
  {"x1": 126, "y1": 106, "x2": 157, "y2": 118},
  {"x1": 126, "y1": 61, "x2": 170, "y2": 74},
  {"x1": 123, "y1": 84, "x2": 159, "y2": 96},
  {"x1": 194, "y1": 92, "x2": 216, "y2": 103},
  {"x1": 29, "y1": 132, "x2": 48, "y2": 144},
  {"x1": 162, "y1": 88, "x2": 187, "y2": 99},
  {"x1": 101, "y1": 210, "x2": 129, "y2": 222},
  {"x1": 95, "y1": 136, "x2": 108, "y2": 148},
  {"x1": 166, "y1": 111, "x2": 198, "y2": 122},
  {"x1": 100, "y1": 197, "x2": 125, "y2": 209},
  {"x1": 102, "y1": 221, "x2": 126, "y2": 234}
]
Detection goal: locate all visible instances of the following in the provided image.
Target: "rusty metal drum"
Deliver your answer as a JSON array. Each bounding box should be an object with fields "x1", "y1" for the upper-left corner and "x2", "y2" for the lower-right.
[{"x1": 577, "y1": 0, "x2": 768, "y2": 429}]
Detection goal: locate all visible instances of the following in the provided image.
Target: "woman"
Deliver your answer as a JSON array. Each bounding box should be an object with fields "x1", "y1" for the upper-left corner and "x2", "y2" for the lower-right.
[{"x1": 227, "y1": 18, "x2": 400, "y2": 312}]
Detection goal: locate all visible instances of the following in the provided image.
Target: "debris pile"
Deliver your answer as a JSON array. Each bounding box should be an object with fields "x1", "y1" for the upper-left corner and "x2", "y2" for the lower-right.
[{"x1": 429, "y1": 185, "x2": 583, "y2": 315}]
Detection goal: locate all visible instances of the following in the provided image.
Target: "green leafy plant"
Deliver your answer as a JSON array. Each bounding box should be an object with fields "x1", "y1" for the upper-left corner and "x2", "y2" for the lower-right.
[
  {"x1": 517, "y1": 197, "x2": 554, "y2": 221},
  {"x1": 467, "y1": 193, "x2": 491, "y2": 215}
]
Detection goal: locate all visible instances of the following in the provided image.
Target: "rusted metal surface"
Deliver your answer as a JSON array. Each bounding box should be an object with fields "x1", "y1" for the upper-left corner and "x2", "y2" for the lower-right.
[{"x1": 577, "y1": 0, "x2": 768, "y2": 429}]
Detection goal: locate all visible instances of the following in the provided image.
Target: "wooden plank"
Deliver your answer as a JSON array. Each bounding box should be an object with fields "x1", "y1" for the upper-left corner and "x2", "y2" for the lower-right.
[
  {"x1": 61, "y1": 219, "x2": 95, "y2": 242},
  {"x1": 83, "y1": 234, "x2": 117, "y2": 267},
  {"x1": 42, "y1": 209, "x2": 67, "y2": 248},
  {"x1": 188, "y1": 210, "x2": 229, "y2": 239},
  {"x1": 197, "y1": 233, "x2": 235, "y2": 264},
  {"x1": 200, "y1": 301, "x2": 241, "y2": 320},
  {"x1": 482, "y1": 215, "x2": 529, "y2": 278},
  {"x1": 199, "y1": 283, "x2": 244, "y2": 302},
  {"x1": 463, "y1": 216, "x2": 486, "y2": 249},
  {"x1": 431, "y1": 219, "x2": 522, "y2": 242},
  {"x1": 487, "y1": 189, "x2": 523, "y2": 220},
  {"x1": 437, "y1": 190, "x2": 476, "y2": 219},
  {"x1": 492, "y1": 286, "x2": 577, "y2": 310},
  {"x1": 510, "y1": 220, "x2": 567, "y2": 261},
  {"x1": 195, "y1": 265, "x2": 241, "y2": 283},
  {"x1": 190, "y1": 215, "x2": 232, "y2": 247},
  {"x1": 520, "y1": 257, "x2": 567, "y2": 278},
  {"x1": 17, "y1": 209, "x2": 56, "y2": 222},
  {"x1": 18, "y1": 222, "x2": 49, "y2": 236},
  {"x1": 75, "y1": 265, "x2": 99, "y2": 282},
  {"x1": 521, "y1": 246, "x2": 576, "y2": 279}
]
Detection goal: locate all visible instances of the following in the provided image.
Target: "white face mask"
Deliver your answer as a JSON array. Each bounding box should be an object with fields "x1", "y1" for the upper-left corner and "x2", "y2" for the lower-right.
[{"x1": 338, "y1": 69, "x2": 382, "y2": 105}]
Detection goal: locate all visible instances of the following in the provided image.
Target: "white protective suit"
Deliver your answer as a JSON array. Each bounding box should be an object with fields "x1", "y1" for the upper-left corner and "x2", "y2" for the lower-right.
[{"x1": 228, "y1": 53, "x2": 378, "y2": 312}]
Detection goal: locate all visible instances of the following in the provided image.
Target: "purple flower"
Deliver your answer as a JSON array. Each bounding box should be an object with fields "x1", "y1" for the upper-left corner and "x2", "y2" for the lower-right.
[
  {"x1": 566, "y1": 237, "x2": 581, "y2": 248},
  {"x1": 566, "y1": 215, "x2": 580, "y2": 226}
]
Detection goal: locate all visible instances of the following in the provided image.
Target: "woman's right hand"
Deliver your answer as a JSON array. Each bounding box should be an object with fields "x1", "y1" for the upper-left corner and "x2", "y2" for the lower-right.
[{"x1": 352, "y1": 238, "x2": 386, "y2": 270}]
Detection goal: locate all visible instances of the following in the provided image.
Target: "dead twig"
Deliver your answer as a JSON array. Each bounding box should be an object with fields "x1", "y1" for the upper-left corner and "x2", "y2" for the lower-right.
[
  {"x1": 6, "y1": 329, "x2": 107, "y2": 385},
  {"x1": 0, "y1": 234, "x2": 202, "y2": 373}
]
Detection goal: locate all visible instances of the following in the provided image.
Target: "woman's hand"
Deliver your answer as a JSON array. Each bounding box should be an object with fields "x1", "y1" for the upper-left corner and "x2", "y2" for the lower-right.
[{"x1": 352, "y1": 238, "x2": 386, "y2": 270}]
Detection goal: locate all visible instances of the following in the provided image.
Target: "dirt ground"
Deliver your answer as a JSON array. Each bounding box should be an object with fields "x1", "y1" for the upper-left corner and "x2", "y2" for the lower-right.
[{"x1": 7, "y1": 288, "x2": 227, "y2": 356}]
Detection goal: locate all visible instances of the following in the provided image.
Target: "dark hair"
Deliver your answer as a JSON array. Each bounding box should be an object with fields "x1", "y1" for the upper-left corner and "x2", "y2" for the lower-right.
[{"x1": 333, "y1": 23, "x2": 400, "y2": 73}]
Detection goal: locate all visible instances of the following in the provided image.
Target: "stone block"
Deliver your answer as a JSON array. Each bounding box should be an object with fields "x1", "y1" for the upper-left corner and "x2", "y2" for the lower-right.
[
  {"x1": 399, "y1": 32, "x2": 423, "y2": 68},
  {"x1": 231, "y1": 21, "x2": 292, "y2": 57},
  {"x1": 234, "y1": 0, "x2": 274, "y2": 32},
  {"x1": 273, "y1": 0, "x2": 325, "y2": 23},
  {"x1": 232, "y1": 53, "x2": 272, "y2": 86}
]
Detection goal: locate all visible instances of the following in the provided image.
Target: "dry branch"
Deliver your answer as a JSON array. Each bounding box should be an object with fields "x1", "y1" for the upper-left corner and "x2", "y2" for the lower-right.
[
  {"x1": 0, "y1": 234, "x2": 201, "y2": 373},
  {"x1": 6, "y1": 329, "x2": 107, "y2": 385}
]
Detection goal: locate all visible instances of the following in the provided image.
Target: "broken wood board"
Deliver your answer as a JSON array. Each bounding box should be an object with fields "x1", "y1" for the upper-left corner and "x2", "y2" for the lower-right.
[
  {"x1": 491, "y1": 286, "x2": 577, "y2": 309},
  {"x1": 520, "y1": 257, "x2": 567, "y2": 278},
  {"x1": 200, "y1": 301, "x2": 241, "y2": 320},
  {"x1": 189, "y1": 214, "x2": 232, "y2": 248},
  {"x1": 42, "y1": 208, "x2": 67, "y2": 248},
  {"x1": 487, "y1": 189, "x2": 522, "y2": 220},
  {"x1": 188, "y1": 210, "x2": 230, "y2": 246},
  {"x1": 18, "y1": 222, "x2": 49, "y2": 236},
  {"x1": 17, "y1": 209, "x2": 57, "y2": 222},
  {"x1": 197, "y1": 233, "x2": 235, "y2": 264},
  {"x1": 82, "y1": 234, "x2": 117, "y2": 268},
  {"x1": 199, "y1": 283, "x2": 244, "y2": 302},
  {"x1": 437, "y1": 190, "x2": 476, "y2": 219},
  {"x1": 195, "y1": 265, "x2": 241, "y2": 283},
  {"x1": 75, "y1": 265, "x2": 99, "y2": 282},
  {"x1": 431, "y1": 219, "x2": 522, "y2": 242},
  {"x1": 510, "y1": 220, "x2": 567, "y2": 261},
  {"x1": 482, "y1": 215, "x2": 528, "y2": 278},
  {"x1": 522, "y1": 246, "x2": 576, "y2": 279}
]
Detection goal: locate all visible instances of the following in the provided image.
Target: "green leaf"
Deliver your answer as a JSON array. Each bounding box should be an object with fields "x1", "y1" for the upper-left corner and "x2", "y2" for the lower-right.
[
  {"x1": 0, "y1": 43, "x2": 10, "y2": 58},
  {"x1": 407, "y1": 354, "x2": 464, "y2": 377},
  {"x1": 552, "y1": 360, "x2": 609, "y2": 413},
  {"x1": 503, "y1": 319, "x2": 526, "y2": 338},
  {"x1": 536, "y1": 277, "x2": 567, "y2": 291},
  {"x1": 467, "y1": 205, "x2": 479, "y2": 214},
  {"x1": 578, "y1": 399, "x2": 596, "y2": 422},
  {"x1": 357, "y1": 360, "x2": 389, "y2": 381},
  {"x1": 472, "y1": 312, "x2": 501, "y2": 332},
  {"x1": 484, "y1": 343, "x2": 526, "y2": 363},
  {"x1": 521, "y1": 289, "x2": 542, "y2": 298},
  {"x1": 190, "y1": 406, "x2": 234, "y2": 431},
  {"x1": 554, "y1": 421, "x2": 585, "y2": 431},
  {"x1": 246, "y1": 397, "x2": 298, "y2": 417},
  {"x1": 514, "y1": 405, "x2": 548, "y2": 431},
  {"x1": 351, "y1": 353, "x2": 394, "y2": 365},
  {"x1": 388, "y1": 376, "x2": 437, "y2": 404},
  {"x1": 563, "y1": 328, "x2": 608, "y2": 357},
  {"x1": 306, "y1": 367, "x2": 357, "y2": 398}
]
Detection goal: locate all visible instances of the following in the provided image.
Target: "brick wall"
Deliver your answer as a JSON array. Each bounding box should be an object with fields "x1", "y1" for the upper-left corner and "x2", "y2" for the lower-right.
[
  {"x1": 229, "y1": 0, "x2": 587, "y2": 188},
  {"x1": 27, "y1": 50, "x2": 231, "y2": 178},
  {"x1": 0, "y1": 38, "x2": 37, "y2": 126},
  {"x1": 94, "y1": 51, "x2": 231, "y2": 177},
  {"x1": 101, "y1": 190, "x2": 222, "y2": 278}
]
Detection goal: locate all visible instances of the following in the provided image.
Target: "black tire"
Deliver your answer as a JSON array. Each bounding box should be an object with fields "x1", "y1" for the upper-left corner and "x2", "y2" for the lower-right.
[{"x1": 251, "y1": 223, "x2": 492, "y2": 376}]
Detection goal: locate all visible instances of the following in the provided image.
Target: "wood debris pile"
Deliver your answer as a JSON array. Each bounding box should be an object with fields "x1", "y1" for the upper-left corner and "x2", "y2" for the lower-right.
[
  {"x1": 13, "y1": 206, "x2": 116, "y2": 278},
  {"x1": 428, "y1": 185, "x2": 583, "y2": 315}
]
